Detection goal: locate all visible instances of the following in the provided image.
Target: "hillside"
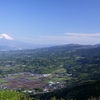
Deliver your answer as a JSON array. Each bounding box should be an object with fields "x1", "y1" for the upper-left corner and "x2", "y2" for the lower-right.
[
  {"x1": 0, "y1": 44, "x2": 99, "y2": 81},
  {"x1": 32, "y1": 81, "x2": 100, "y2": 100},
  {"x1": 0, "y1": 44, "x2": 100, "y2": 99}
]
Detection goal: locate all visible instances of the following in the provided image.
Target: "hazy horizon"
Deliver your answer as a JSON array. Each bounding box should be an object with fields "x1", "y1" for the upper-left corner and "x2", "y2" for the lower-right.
[{"x1": 0, "y1": 0, "x2": 100, "y2": 45}]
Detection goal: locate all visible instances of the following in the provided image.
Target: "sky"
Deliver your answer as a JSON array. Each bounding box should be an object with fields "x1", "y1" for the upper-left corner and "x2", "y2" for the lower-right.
[{"x1": 0, "y1": 0, "x2": 100, "y2": 45}]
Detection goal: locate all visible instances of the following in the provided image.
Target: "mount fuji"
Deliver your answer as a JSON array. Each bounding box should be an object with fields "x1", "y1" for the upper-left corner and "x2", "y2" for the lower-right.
[
  {"x1": 0, "y1": 33, "x2": 47, "y2": 51},
  {"x1": 0, "y1": 33, "x2": 14, "y2": 40}
]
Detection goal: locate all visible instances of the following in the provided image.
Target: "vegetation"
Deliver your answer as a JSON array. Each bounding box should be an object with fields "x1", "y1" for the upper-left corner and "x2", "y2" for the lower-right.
[
  {"x1": 0, "y1": 90, "x2": 36, "y2": 100},
  {"x1": 32, "y1": 81, "x2": 100, "y2": 100},
  {"x1": 0, "y1": 44, "x2": 100, "y2": 99}
]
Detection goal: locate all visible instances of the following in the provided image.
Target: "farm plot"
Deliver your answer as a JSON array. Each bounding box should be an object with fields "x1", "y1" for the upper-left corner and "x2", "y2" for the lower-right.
[{"x1": 6, "y1": 77, "x2": 46, "y2": 89}]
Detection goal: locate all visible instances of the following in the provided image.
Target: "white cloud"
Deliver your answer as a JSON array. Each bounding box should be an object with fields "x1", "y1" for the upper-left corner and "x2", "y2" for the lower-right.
[
  {"x1": 64, "y1": 33, "x2": 100, "y2": 38},
  {"x1": 22, "y1": 33, "x2": 100, "y2": 45}
]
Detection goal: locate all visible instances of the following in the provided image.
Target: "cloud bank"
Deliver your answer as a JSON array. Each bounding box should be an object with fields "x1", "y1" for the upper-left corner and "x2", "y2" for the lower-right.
[
  {"x1": 65, "y1": 33, "x2": 100, "y2": 38},
  {"x1": 23, "y1": 33, "x2": 100, "y2": 45}
]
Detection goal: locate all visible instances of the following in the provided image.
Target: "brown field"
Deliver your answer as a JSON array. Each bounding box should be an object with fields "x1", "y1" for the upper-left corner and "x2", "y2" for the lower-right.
[{"x1": 5, "y1": 76, "x2": 46, "y2": 89}]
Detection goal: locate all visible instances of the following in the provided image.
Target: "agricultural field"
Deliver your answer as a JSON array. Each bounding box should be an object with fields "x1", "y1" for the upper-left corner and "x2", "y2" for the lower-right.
[
  {"x1": 0, "y1": 73, "x2": 46, "y2": 89},
  {"x1": 0, "y1": 70, "x2": 68, "y2": 91}
]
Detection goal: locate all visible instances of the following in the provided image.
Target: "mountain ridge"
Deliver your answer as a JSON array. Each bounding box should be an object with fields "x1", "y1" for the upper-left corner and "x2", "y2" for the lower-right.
[{"x1": 0, "y1": 33, "x2": 100, "y2": 51}]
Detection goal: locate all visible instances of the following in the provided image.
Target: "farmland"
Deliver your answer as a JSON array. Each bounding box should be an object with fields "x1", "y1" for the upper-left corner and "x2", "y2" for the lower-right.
[
  {"x1": 0, "y1": 71, "x2": 68, "y2": 92},
  {"x1": 0, "y1": 44, "x2": 100, "y2": 98}
]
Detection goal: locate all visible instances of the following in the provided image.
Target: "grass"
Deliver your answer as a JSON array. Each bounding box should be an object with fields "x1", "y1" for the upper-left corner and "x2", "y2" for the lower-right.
[
  {"x1": 28, "y1": 77, "x2": 38, "y2": 80},
  {"x1": 0, "y1": 79, "x2": 6, "y2": 84},
  {"x1": 50, "y1": 77, "x2": 67, "y2": 82}
]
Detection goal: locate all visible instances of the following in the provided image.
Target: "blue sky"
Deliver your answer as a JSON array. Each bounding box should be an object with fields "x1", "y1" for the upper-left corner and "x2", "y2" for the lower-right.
[{"x1": 0, "y1": 0, "x2": 100, "y2": 45}]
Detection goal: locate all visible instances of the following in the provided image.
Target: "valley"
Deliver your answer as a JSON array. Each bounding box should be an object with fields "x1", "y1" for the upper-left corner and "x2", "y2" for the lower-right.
[{"x1": 0, "y1": 44, "x2": 100, "y2": 99}]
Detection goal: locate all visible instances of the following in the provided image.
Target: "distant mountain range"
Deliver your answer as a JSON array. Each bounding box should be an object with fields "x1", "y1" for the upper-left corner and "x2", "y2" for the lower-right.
[
  {"x1": 0, "y1": 33, "x2": 100, "y2": 51},
  {"x1": 0, "y1": 33, "x2": 51, "y2": 51}
]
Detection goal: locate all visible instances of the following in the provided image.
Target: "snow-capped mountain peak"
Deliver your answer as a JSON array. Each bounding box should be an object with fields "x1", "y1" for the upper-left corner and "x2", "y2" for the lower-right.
[{"x1": 0, "y1": 33, "x2": 14, "y2": 40}]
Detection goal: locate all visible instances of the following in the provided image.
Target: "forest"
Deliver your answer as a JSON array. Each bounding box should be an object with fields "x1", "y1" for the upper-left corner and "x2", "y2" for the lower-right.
[{"x1": 0, "y1": 44, "x2": 100, "y2": 100}]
